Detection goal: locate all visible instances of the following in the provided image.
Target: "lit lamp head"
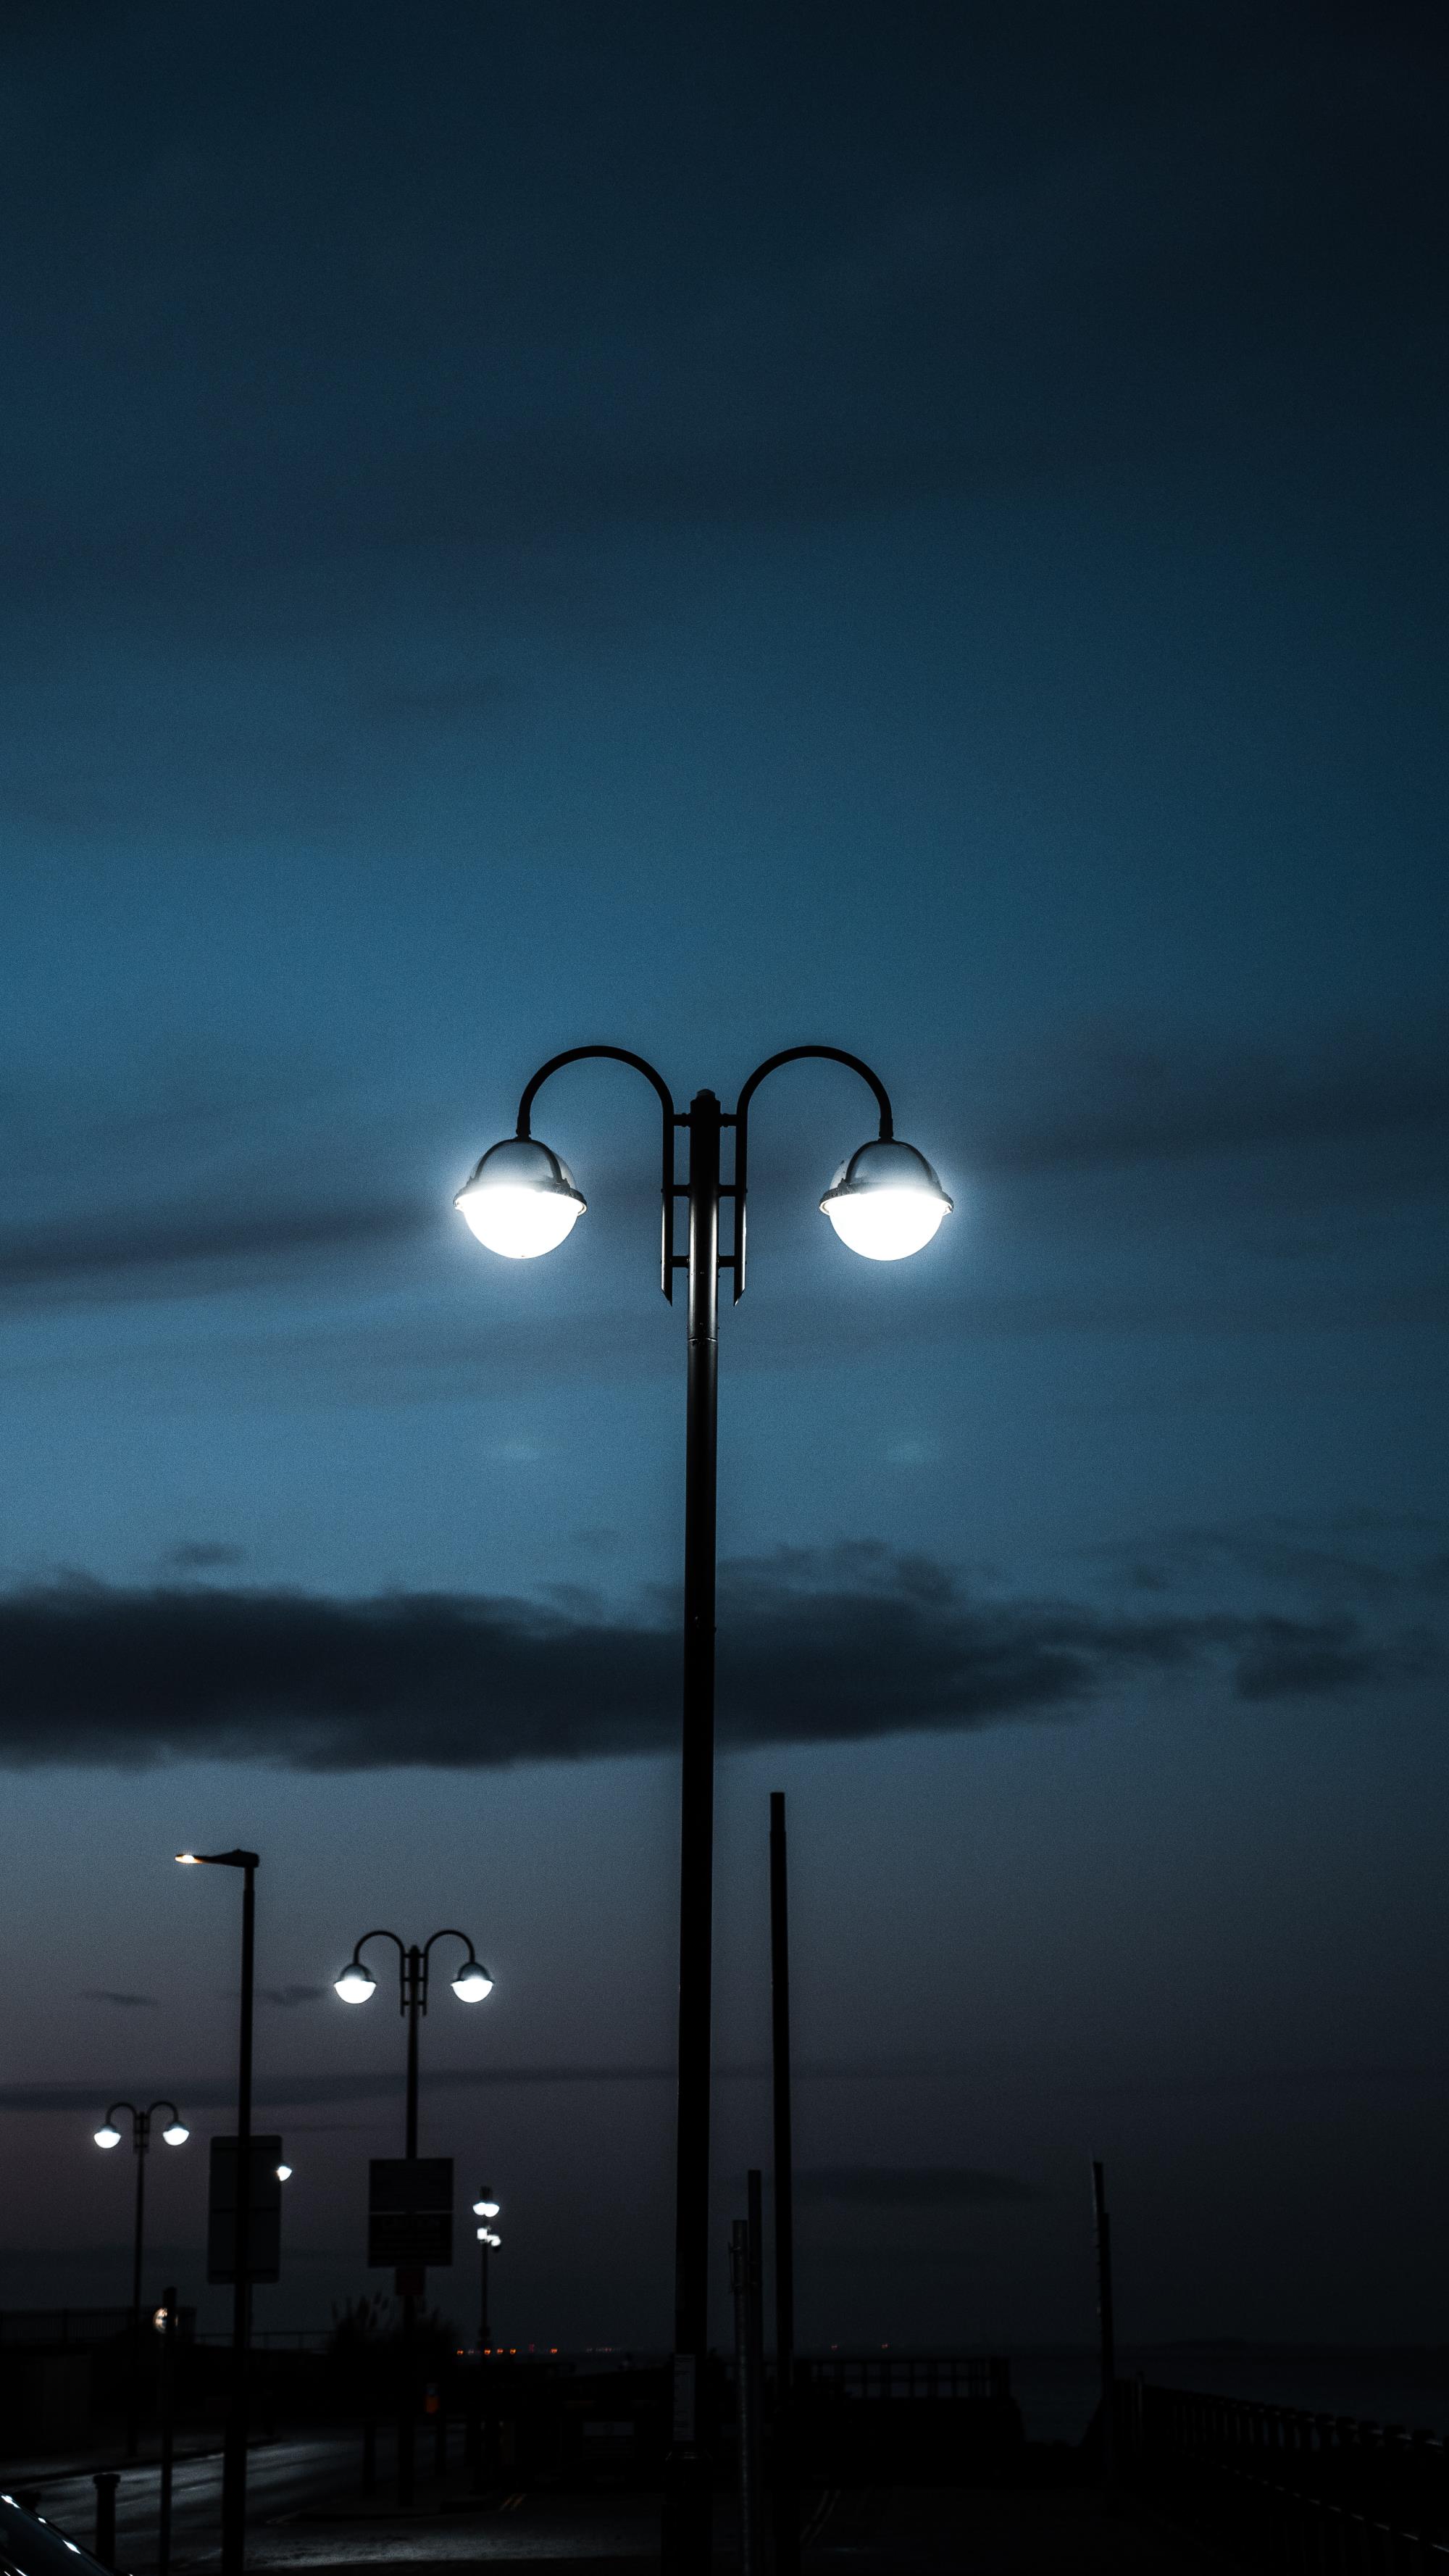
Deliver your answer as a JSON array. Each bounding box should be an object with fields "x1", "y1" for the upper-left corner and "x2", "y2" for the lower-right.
[
  {"x1": 162, "y1": 2122, "x2": 189, "y2": 2147},
  {"x1": 454, "y1": 1135, "x2": 585, "y2": 1259},
  {"x1": 473, "y1": 2198, "x2": 500, "y2": 2219},
  {"x1": 94, "y1": 2124, "x2": 123, "y2": 2151},
  {"x1": 451, "y1": 1958, "x2": 494, "y2": 2003},
  {"x1": 819, "y1": 1137, "x2": 952, "y2": 1262},
  {"x1": 334, "y1": 1962, "x2": 377, "y2": 2005},
  {"x1": 276, "y1": 2164, "x2": 293, "y2": 2181}
]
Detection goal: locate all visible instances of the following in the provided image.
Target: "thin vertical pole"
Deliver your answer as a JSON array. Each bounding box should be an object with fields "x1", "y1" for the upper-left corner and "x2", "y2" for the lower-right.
[
  {"x1": 399, "y1": 1963, "x2": 420, "y2": 2507},
  {"x1": 221, "y1": 1862, "x2": 256, "y2": 2576},
  {"x1": 1091, "y1": 2159, "x2": 1116, "y2": 2501},
  {"x1": 128, "y1": 2122, "x2": 147, "y2": 2457},
  {"x1": 769, "y1": 1792, "x2": 798, "y2": 2576},
  {"x1": 745, "y1": 2169, "x2": 765, "y2": 2575},
  {"x1": 156, "y1": 2284, "x2": 177, "y2": 2576},
  {"x1": 663, "y1": 1091, "x2": 721, "y2": 2576},
  {"x1": 730, "y1": 2222, "x2": 756, "y2": 2576}
]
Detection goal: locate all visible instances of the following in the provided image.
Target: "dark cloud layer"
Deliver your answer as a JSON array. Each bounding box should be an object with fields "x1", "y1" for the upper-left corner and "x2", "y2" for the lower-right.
[{"x1": 0, "y1": 1544, "x2": 1430, "y2": 1772}]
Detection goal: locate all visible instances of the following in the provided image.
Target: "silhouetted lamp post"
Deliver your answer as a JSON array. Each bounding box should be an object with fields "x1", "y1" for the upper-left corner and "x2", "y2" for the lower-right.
[
  {"x1": 334, "y1": 1927, "x2": 493, "y2": 2502},
  {"x1": 176, "y1": 1846, "x2": 258, "y2": 2576},
  {"x1": 455, "y1": 1044, "x2": 950, "y2": 2572},
  {"x1": 94, "y1": 2100, "x2": 188, "y2": 2456},
  {"x1": 472, "y1": 2194, "x2": 501, "y2": 2351}
]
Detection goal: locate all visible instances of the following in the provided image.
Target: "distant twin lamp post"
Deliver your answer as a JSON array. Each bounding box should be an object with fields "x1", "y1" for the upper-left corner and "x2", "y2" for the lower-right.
[
  {"x1": 94, "y1": 2099, "x2": 188, "y2": 2457},
  {"x1": 333, "y1": 1927, "x2": 493, "y2": 2505},
  {"x1": 454, "y1": 1042, "x2": 951, "y2": 2575}
]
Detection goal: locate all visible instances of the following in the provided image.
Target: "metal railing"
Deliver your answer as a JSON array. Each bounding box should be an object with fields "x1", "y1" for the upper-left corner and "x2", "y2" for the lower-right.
[
  {"x1": 1124, "y1": 2379, "x2": 1449, "y2": 2567},
  {"x1": 797, "y1": 2354, "x2": 1011, "y2": 2403}
]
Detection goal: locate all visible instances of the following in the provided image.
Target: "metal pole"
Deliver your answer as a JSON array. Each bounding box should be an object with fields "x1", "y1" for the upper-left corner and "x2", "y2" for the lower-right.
[
  {"x1": 399, "y1": 1956, "x2": 420, "y2": 2508},
  {"x1": 769, "y1": 1791, "x2": 798, "y2": 2576},
  {"x1": 1091, "y1": 2159, "x2": 1116, "y2": 2501},
  {"x1": 745, "y1": 2169, "x2": 765, "y2": 2575},
  {"x1": 730, "y1": 2223, "x2": 756, "y2": 2576},
  {"x1": 157, "y1": 2284, "x2": 177, "y2": 2576},
  {"x1": 221, "y1": 1859, "x2": 256, "y2": 2576},
  {"x1": 479, "y1": 2240, "x2": 489, "y2": 2353},
  {"x1": 92, "y1": 2470, "x2": 120, "y2": 2571},
  {"x1": 662, "y1": 1089, "x2": 721, "y2": 2575},
  {"x1": 128, "y1": 2117, "x2": 147, "y2": 2457}
]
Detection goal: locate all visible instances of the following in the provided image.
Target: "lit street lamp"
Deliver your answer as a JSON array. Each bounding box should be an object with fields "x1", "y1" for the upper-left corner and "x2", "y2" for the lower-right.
[
  {"x1": 456, "y1": 1043, "x2": 950, "y2": 2572},
  {"x1": 334, "y1": 1927, "x2": 493, "y2": 2502},
  {"x1": 176, "y1": 1846, "x2": 259, "y2": 2576},
  {"x1": 93, "y1": 2099, "x2": 188, "y2": 2456},
  {"x1": 472, "y1": 2193, "x2": 501, "y2": 2352}
]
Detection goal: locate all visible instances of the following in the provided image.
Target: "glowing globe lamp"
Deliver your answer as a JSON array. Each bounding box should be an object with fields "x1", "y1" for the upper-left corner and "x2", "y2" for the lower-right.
[
  {"x1": 454, "y1": 1136, "x2": 585, "y2": 1259},
  {"x1": 451, "y1": 1959, "x2": 494, "y2": 2002},
  {"x1": 334, "y1": 1963, "x2": 377, "y2": 2004},
  {"x1": 819, "y1": 1138, "x2": 952, "y2": 1261}
]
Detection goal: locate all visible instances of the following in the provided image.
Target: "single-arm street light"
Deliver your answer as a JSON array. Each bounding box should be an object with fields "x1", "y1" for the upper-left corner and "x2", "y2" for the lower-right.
[
  {"x1": 455, "y1": 1043, "x2": 950, "y2": 2572},
  {"x1": 334, "y1": 1927, "x2": 493, "y2": 2502},
  {"x1": 176, "y1": 1847, "x2": 259, "y2": 2576},
  {"x1": 94, "y1": 2100, "x2": 188, "y2": 2456}
]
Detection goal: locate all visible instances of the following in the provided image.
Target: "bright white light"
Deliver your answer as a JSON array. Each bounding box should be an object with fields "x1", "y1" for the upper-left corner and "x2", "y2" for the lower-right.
[
  {"x1": 334, "y1": 1965, "x2": 377, "y2": 2004},
  {"x1": 454, "y1": 1136, "x2": 585, "y2": 1259},
  {"x1": 94, "y1": 2125, "x2": 122, "y2": 2150},
  {"x1": 162, "y1": 2123, "x2": 189, "y2": 2147},
  {"x1": 451, "y1": 1962, "x2": 494, "y2": 2003},
  {"x1": 473, "y1": 2198, "x2": 500, "y2": 2218},
  {"x1": 276, "y1": 2164, "x2": 292, "y2": 2181},
  {"x1": 175, "y1": 1852, "x2": 201, "y2": 1865},
  {"x1": 152, "y1": 2308, "x2": 170, "y2": 2333},
  {"x1": 823, "y1": 1188, "x2": 949, "y2": 1260},
  {"x1": 819, "y1": 1137, "x2": 952, "y2": 1262}
]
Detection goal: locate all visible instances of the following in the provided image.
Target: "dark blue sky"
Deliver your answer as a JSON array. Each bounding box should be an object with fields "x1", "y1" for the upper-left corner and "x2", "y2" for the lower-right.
[{"x1": 2, "y1": 3, "x2": 1447, "y2": 2356}]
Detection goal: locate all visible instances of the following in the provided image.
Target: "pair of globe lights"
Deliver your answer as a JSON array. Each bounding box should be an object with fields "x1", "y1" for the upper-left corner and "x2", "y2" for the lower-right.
[
  {"x1": 333, "y1": 1956, "x2": 494, "y2": 2005},
  {"x1": 453, "y1": 1123, "x2": 952, "y2": 1264}
]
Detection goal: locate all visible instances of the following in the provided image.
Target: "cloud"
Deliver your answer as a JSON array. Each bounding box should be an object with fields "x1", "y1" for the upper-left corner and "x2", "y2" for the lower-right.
[
  {"x1": 0, "y1": 2056, "x2": 939, "y2": 2115},
  {"x1": 0, "y1": 1543, "x2": 1432, "y2": 1773},
  {"x1": 79, "y1": 1989, "x2": 158, "y2": 2009},
  {"x1": 165, "y1": 1542, "x2": 248, "y2": 1572},
  {"x1": 0, "y1": 1196, "x2": 429, "y2": 1306},
  {"x1": 796, "y1": 2166, "x2": 1038, "y2": 2209},
  {"x1": 259, "y1": 1983, "x2": 325, "y2": 2009}
]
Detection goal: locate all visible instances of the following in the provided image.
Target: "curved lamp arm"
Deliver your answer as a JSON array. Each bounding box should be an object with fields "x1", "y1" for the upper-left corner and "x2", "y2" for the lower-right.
[
  {"x1": 730, "y1": 1045, "x2": 895, "y2": 1301},
  {"x1": 420, "y1": 1927, "x2": 483, "y2": 1967},
  {"x1": 516, "y1": 1046, "x2": 679, "y2": 1299}
]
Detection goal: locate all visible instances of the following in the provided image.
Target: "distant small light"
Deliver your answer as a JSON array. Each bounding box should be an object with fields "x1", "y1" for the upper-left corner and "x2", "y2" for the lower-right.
[
  {"x1": 175, "y1": 1853, "x2": 201, "y2": 1865},
  {"x1": 473, "y1": 2198, "x2": 500, "y2": 2218},
  {"x1": 276, "y1": 2164, "x2": 292, "y2": 2181},
  {"x1": 153, "y1": 2307, "x2": 170, "y2": 2333},
  {"x1": 94, "y1": 2125, "x2": 123, "y2": 2151},
  {"x1": 162, "y1": 2123, "x2": 189, "y2": 2147}
]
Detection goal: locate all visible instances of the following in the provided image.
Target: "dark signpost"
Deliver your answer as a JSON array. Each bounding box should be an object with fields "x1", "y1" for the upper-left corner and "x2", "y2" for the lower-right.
[{"x1": 369, "y1": 2157, "x2": 454, "y2": 2271}]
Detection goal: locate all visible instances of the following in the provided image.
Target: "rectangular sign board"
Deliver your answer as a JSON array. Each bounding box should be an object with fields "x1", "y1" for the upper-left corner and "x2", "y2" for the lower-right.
[
  {"x1": 207, "y1": 2136, "x2": 283, "y2": 2284},
  {"x1": 368, "y1": 2156, "x2": 454, "y2": 2269}
]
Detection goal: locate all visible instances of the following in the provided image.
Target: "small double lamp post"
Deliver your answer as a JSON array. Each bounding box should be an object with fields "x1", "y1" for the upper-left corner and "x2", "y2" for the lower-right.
[
  {"x1": 472, "y1": 2193, "x2": 501, "y2": 2354},
  {"x1": 454, "y1": 1043, "x2": 952, "y2": 2575},
  {"x1": 334, "y1": 1930, "x2": 493, "y2": 2504},
  {"x1": 94, "y1": 2100, "x2": 189, "y2": 2456}
]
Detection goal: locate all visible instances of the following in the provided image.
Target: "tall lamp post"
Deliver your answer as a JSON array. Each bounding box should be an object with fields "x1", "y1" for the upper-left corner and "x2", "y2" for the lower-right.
[
  {"x1": 334, "y1": 1928, "x2": 493, "y2": 2501},
  {"x1": 93, "y1": 2100, "x2": 189, "y2": 2456},
  {"x1": 454, "y1": 1044, "x2": 951, "y2": 2570},
  {"x1": 472, "y1": 2194, "x2": 501, "y2": 2351},
  {"x1": 176, "y1": 1847, "x2": 258, "y2": 2576}
]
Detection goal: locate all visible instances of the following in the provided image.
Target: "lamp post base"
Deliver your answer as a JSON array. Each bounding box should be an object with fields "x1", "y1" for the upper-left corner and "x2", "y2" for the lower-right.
[{"x1": 661, "y1": 2444, "x2": 712, "y2": 2575}]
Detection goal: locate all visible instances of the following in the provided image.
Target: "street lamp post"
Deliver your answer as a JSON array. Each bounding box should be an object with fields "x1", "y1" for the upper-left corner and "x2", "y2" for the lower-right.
[
  {"x1": 93, "y1": 2101, "x2": 189, "y2": 2456},
  {"x1": 334, "y1": 1929, "x2": 493, "y2": 2502},
  {"x1": 176, "y1": 1848, "x2": 259, "y2": 2576},
  {"x1": 472, "y1": 2194, "x2": 501, "y2": 2353},
  {"x1": 455, "y1": 1044, "x2": 951, "y2": 2572}
]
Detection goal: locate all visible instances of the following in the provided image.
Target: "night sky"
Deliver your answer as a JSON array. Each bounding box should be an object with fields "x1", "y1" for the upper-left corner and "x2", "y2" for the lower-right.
[{"x1": 3, "y1": 4, "x2": 1447, "y2": 2361}]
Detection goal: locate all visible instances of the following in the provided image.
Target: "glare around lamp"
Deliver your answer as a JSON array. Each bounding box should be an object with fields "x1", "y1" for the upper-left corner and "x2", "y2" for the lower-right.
[
  {"x1": 819, "y1": 1137, "x2": 952, "y2": 1261},
  {"x1": 451, "y1": 1959, "x2": 494, "y2": 2002},
  {"x1": 454, "y1": 1135, "x2": 586, "y2": 1259},
  {"x1": 334, "y1": 1964, "x2": 377, "y2": 2004}
]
